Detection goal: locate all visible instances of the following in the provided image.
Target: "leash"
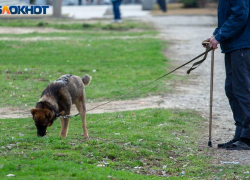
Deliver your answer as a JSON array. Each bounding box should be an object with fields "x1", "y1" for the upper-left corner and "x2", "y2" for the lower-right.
[{"x1": 62, "y1": 44, "x2": 212, "y2": 119}]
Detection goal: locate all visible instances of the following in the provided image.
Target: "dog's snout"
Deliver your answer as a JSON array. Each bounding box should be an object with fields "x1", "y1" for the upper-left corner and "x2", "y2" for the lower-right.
[
  {"x1": 36, "y1": 125, "x2": 47, "y2": 137},
  {"x1": 37, "y1": 132, "x2": 46, "y2": 137}
]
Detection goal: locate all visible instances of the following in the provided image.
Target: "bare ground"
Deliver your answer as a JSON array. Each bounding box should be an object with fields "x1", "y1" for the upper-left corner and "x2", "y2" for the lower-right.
[{"x1": 1, "y1": 15, "x2": 250, "y2": 165}]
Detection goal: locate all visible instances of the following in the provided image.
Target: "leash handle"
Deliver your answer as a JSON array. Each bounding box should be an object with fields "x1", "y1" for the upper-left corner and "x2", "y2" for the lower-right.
[{"x1": 202, "y1": 40, "x2": 210, "y2": 46}]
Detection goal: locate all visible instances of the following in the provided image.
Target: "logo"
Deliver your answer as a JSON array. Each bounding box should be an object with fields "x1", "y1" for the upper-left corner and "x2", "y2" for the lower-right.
[{"x1": 0, "y1": 5, "x2": 49, "y2": 15}]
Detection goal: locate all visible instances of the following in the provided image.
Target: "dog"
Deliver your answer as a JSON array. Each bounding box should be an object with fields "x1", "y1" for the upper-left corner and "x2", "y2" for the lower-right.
[{"x1": 30, "y1": 74, "x2": 91, "y2": 139}]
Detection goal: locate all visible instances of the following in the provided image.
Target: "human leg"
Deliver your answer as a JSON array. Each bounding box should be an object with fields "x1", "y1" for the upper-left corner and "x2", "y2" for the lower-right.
[
  {"x1": 227, "y1": 48, "x2": 250, "y2": 150},
  {"x1": 112, "y1": 1, "x2": 118, "y2": 20},
  {"x1": 218, "y1": 52, "x2": 245, "y2": 148},
  {"x1": 159, "y1": 0, "x2": 166, "y2": 12},
  {"x1": 224, "y1": 52, "x2": 245, "y2": 140},
  {"x1": 116, "y1": 0, "x2": 122, "y2": 20}
]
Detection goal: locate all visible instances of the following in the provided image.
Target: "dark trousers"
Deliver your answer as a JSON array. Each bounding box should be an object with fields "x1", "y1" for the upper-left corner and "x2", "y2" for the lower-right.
[
  {"x1": 225, "y1": 48, "x2": 250, "y2": 140},
  {"x1": 157, "y1": 0, "x2": 166, "y2": 12},
  {"x1": 112, "y1": 0, "x2": 122, "y2": 20}
]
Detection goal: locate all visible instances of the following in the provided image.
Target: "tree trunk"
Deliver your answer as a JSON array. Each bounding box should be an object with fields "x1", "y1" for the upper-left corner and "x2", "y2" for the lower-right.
[{"x1": 53, "y1": 0, "x2": 62, "y2": 17}]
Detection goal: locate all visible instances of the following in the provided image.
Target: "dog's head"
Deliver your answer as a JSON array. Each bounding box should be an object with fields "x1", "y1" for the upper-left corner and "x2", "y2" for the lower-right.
[{"x1": 30, "y1": 108, "x2": 54, "y2": 137}]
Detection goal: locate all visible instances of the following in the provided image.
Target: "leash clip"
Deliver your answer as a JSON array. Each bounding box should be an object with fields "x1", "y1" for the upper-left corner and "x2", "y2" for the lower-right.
[{"x1": 61, "y1": 114, "x2": 79, "y2": 119}]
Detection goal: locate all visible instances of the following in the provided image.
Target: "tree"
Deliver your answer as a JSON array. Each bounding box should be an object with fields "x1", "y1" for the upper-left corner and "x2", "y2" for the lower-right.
[{"x1": 53, "y1": 0, "x2": 62, "y2": 17}]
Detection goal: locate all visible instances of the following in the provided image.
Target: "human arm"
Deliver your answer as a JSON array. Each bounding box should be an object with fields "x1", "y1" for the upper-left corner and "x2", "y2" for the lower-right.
[
  {"x1": 213, "y1": 28, "x2": 219, "y2": 36},
  {"x1": 214, "y1": 0, "x2": 249, "y2": 43}
]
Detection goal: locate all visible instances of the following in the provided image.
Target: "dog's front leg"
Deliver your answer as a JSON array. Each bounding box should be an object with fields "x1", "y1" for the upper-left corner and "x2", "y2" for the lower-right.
[{"x1": 60, "y1": 117, "x2": 70, "y2": 138}]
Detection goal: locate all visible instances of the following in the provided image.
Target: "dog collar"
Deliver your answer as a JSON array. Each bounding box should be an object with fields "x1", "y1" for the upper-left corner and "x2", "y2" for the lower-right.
[{"x1": 36, "y1": 101, "x2": 61, "y2": 120}]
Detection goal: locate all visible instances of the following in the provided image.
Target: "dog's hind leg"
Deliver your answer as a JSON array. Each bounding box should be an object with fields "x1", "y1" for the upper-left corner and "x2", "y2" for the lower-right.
[
  {"x1": 60, "y1": 117, "x2": 64, "y2": 127},
  {"x1": 60, "y1": 117, "x2": 70, "y2": 138},
  {"x1": 75, "y1": 100, "x2": 89, "y2": 139}
]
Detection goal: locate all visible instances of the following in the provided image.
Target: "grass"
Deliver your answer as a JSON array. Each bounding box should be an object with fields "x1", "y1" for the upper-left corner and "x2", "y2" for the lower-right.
[
  {"x1": 0, "y1": 19, "x2": 179, "y2": 108},
  {"x1": 0, "y1": 38, "x2": 172, "y2": 107},
  {"x1": 0, "y1": 19, "x2": 152, "y2": 31},
  {"x1": 0, "y1": 108, "x2": 249, "y2": 179},
  {"x1": 0, "y1": 19, "x2": 157, "y2": 38},
  {"x1": 1, "y1": 18, "x2": 245, "y2": 180},
  {"x1": 0, "y1": 30, "x2": 157, "y2": 38}
]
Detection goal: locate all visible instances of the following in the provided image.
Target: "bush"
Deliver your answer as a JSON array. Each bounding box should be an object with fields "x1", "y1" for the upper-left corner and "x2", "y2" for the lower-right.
[
  {"x1": 181, "y1": 0, "x2": 198, "y2": 8},
  {"x1": 181, "y1": 0, "x2": 208, "y2": 8},
  {"x1": 30, "y1": 0, "x2": 36, "y2": 4}
]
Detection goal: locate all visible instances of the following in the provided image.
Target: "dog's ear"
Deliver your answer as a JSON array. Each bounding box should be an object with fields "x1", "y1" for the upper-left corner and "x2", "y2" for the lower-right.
[
  {"x1": 30, "y1": 109, "x2": 37, "y2": 116},
  {"x1": 45, "y1": 109, "x2": 53, "y2": 120},
  {"x1": 45, "y1": 110, "x2": 54, "y2": 127}
]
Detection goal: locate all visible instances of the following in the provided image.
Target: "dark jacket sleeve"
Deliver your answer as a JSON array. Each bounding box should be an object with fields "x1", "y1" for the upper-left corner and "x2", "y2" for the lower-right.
[
  {"x1": 213, "y1": 28, "x2": 219, "y2": 36},
  {"x1": 215, "y1": 0, "x2": 249, "y2": 43}
]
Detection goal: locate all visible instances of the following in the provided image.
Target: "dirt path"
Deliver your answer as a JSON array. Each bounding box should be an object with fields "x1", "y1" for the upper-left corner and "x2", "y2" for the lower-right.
[
  {"x1": 1, "y1": 15, "x2": 250, "y2": 164},
  {"x1": 150, "y1": 15, "x2": 250, "y2": 165}
]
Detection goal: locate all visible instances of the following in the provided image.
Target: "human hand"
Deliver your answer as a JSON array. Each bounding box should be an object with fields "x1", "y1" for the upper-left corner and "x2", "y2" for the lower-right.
[
  {"x1": 209, "y1": 36, "x2": 219, "y2": 50},
  {"x1": 202, "y1": 36, "x2": 213, "y2": 48}
]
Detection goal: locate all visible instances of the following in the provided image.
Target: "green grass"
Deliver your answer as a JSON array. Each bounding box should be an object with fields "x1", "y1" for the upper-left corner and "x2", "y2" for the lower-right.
[
  {"x1": 0, "y1": 109, "x2": 249, "y2": 179},
  {"x1": 0, "y1": 30, "x2": 157, "y2": 38},
  {"x1": 0, "y1": 20, "x2": 178, "y2": 108},
  {"x1": 0, "y1": 19, "x2": 152, "y2": 31},
  {"x1": 0, "y1": 19, "x2": 249, "y2": 180},
  {"x1": 0, "y1": 19, "x2": 157, "y2": 38}
]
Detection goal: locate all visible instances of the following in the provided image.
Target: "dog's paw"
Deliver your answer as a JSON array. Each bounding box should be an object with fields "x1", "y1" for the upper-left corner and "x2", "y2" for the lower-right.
[
  {"x1": 60, "y1": 133, "x2": 67, "y2": 139},
  {"x1": 83, "y1": 134, "x2": 89, "y2": 139}
]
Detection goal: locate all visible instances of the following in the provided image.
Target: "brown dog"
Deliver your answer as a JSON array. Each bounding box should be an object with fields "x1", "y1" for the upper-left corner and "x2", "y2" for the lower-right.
[{"x1": 30, "y1": 74, "x2": 91, "y2": 138}]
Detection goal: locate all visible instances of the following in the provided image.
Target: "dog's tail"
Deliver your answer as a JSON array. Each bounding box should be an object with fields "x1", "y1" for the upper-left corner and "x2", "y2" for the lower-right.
[{"x1": 82, "y1": 74, "x2": 92, "y2": 86}]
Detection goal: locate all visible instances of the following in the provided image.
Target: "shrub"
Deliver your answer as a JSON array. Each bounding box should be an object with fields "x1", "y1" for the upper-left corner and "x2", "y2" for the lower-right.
[
  {"x1": 30, "y1": 0, "x2": 36, "y2": 4},
  {"x1": 181, "y1": 0, "x2": 198, "y2": 8},
  {"x1": 181, "y1": 0, "x2": 208, "y2": 8}
]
